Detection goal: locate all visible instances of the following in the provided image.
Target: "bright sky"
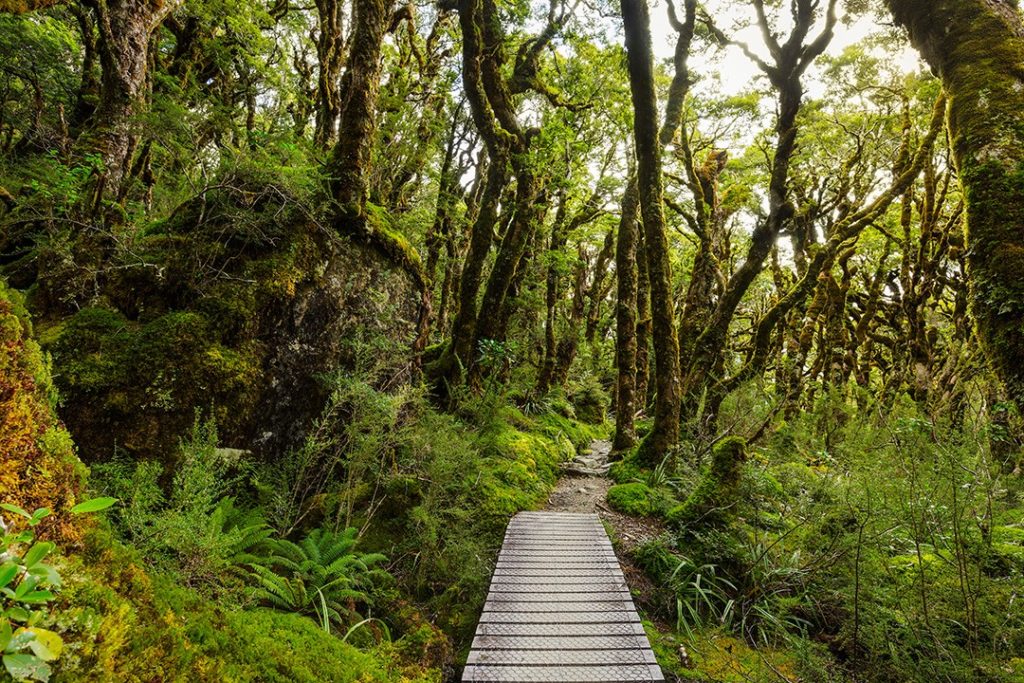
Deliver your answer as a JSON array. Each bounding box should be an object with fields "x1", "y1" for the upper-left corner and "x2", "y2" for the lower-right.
[{"x1": 646, "y1": 1, "x2": 923, "y2": 99}]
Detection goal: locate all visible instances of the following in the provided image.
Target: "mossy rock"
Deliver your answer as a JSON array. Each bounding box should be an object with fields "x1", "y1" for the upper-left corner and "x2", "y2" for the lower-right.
[
  {"x1": 607, "y1": 483, "x2": 657, "y2": 516},
  {"x1": 769, "y1": 461, "x2": 819, "y2": 499},
  {"x1": 0, "y1": 279, "x2": 86, "y2": 542}
]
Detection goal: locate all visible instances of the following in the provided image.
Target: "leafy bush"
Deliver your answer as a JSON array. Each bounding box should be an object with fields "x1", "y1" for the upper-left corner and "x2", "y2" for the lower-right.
[
  {"x1": 568, "y1": 374, "x2": 610, "y2": 425},
  {"x1": 93, "y1": 418, "x2": 271, "y2": 589},
  {"x1": 1, "y1": 499, "x2": 115, "y2": 682}
]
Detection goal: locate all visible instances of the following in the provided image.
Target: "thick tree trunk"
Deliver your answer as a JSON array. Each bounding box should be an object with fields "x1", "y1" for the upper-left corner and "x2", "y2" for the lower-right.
[
  {"x1": 328, "y1": 0, "x2": 389, "y2": 211},
  {"x1": 887, "y1": 0, "x2": 1024, "y2": 411},
  {"x1": 622, "y1": 0, "x2": 681, "y2": 463},
  {"x1": 82, "y1": 0, "x2": 182, "y2": 196},
  {"x1": 614, "y1": 175, "x2": 640, "y2": 452}
]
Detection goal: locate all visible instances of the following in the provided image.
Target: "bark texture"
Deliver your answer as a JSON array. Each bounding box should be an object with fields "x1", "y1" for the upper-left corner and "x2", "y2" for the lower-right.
[
  {"x1": 328, "y1": 0, "x2": 390, "y2": 211},
  {"x1": 614, "y1": 175, "x2": 640, "y2": 452},
  {"x1": 82, "y1": 0, "x2": 183, "y2": 196}
]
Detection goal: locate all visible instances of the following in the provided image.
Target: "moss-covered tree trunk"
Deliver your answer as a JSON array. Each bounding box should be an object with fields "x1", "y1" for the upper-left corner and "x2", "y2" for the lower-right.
[
  {"x1": 614, "y1": 174, "x2": 640, "y2": 452},
  {"x1": 328, "y1": 0, "x2": 389, "y2": 212},
  {"x1": 80, "y1": 0, "x2": 183, "y2": 197},
  {"x1": 622, "y1": 0, "x2": 681, "y2": 463},
  {"x1": 886, "y1": 0, "x2": 1024, "y2": 411},
  {"x1": 313, "y1": 0, "x2": 346, "y2": 148}
]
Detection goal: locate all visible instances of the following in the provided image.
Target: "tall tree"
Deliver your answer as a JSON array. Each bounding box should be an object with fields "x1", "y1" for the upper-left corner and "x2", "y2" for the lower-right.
[
  {"x1": 621, "y1": 0, "x2": 681, "y2": 463},
  {"x1": 328, "y1": 0, "x2": 391, "y2": 213},
  {"x1": 81, "y1": 0, "x2": 184, "y2": 197},
  {"x1": 613, "y1": 173, "x2": 640, "y2": 452}
]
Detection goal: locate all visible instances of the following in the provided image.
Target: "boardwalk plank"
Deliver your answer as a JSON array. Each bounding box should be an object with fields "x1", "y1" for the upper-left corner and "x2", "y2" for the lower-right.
[{"x1": 463, "y1": 512, "x2": 663, "y2": 682}]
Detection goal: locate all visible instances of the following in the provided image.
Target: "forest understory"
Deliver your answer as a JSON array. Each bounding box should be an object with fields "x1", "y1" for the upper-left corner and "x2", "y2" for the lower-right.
[{"x1": 2, "y1": 0, "x2": 1024, "y2": 681}]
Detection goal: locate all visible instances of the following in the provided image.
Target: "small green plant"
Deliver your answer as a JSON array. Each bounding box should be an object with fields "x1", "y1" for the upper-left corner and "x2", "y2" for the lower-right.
[
  {"x1": 1, "y1": 498, "x2": 116, "y2": 682},
  {"x1": 249, "y1": 527, "x2": 387, "y2": 629},
  {"x1": 632, "y1": 455, "x2": 685, "y2": 493},
  {"x1": 606, "y1": 482, "x2": 656, "y2": 516}
]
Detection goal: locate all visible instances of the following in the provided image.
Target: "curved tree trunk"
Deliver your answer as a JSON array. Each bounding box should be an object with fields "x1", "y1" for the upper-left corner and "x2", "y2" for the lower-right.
[
  {"x1": 886, "y1": 0, "x2": 1024, "y2": 412},
  {"x1": 81, "y1": 0, "x2": 183, "y2": 197}
]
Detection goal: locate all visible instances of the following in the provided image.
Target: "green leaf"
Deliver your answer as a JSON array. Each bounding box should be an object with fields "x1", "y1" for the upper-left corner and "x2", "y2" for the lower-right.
[
  {"x1": 5, "y1": 629, "x2": 35, "y2": 653},
  {"x1": 0, "y1": 564, "x2": 17, "y2": 590},
  {"x1": 26, "y1": 510, "x2": 51, "y2": 528},
  {"x1": 0, "y1": 505, "x2": 31, "y2": 520},
  {"x1": 23, "y1": 629, "x2": 61, "y2": 662},
  {"x1": 27, "y1": 565, "x2": 60, "y2": 588},
  {"x1": 0, "y1": 621, "x2": 11, "y2": 652},
  {"x1": 16, "y1": 592, "x2": 54, "y2": 605},
  {"x1": 3, "y1": 653, "x2": 51, "y2": 682},
  {"x1": 4, "y1": 608, "x2": 31, "y2": 623},
  {"x1": 21, "y1": 544, "x2": 53, "y2": 571},
  {"x1": 13, "y1": 576, "x2": 36, "y2": 600},
  {"x1": 70, "y1": 498, "x2": 117, "y2": 515}
]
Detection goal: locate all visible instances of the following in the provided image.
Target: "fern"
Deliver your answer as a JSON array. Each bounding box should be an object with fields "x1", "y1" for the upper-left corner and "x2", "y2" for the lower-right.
[{"x1": 248, "y1": 527, "x2": 388, "y2": 628}]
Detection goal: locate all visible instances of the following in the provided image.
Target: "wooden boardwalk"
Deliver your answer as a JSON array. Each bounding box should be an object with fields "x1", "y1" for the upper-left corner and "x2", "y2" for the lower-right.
[{"x1": 463, "y1": 511, "x2": 664, "y2": 682}]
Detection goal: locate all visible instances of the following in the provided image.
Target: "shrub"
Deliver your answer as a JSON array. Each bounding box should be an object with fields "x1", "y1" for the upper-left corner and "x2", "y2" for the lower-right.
[{"x1": 668, "y1": 437, "x2": 747, "y2": 527}]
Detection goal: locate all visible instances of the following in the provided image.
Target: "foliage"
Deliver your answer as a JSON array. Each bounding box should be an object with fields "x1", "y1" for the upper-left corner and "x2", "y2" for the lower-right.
[
  {"x1": 667, "y1": 437, "x2": 748, "y2": 527},
  {"x1": 0, "y1": 282, "x2": 84, "y2": 543},
  {"x1": 1, "y1": 500, "x2": 114, "y2": 682},
  {"x1": 249, "y1": 527, "x2": 387, "y2": 627},
  {"x1": 606, "y1": 483, "x2": 657, "y2": 517},
  {"x1": 91, "y1": 419, "x2": 272, "y2": 589}
]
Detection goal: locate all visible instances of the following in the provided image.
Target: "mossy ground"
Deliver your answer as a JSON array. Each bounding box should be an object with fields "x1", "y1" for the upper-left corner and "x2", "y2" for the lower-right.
[{"x1": 51, "y1": 528, "x2": 437, "y2": 682}]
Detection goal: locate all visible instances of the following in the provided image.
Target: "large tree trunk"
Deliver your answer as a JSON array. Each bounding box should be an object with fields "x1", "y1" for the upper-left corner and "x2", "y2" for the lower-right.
[
  {"x1": 82, "y1": 0, "x2": 182, "y2": 196},
  {"x1": 614, "y1": 175, "x2": 640, "y2": 452},
  {"x1": 328, "y1": 0, "x2": 389, "y2": 211},
  {"x1": 621, "y1": 0, "x2": 681, "y2": 463},
  {"x1": 887, "y1": 0, "x2": 1024, "y2": 411}
]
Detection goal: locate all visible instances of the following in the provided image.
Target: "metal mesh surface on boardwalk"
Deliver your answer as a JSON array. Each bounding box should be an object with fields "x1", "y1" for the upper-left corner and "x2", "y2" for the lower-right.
[{"x1": 463, "y1": 512, "x2": 664, "y2": 683}]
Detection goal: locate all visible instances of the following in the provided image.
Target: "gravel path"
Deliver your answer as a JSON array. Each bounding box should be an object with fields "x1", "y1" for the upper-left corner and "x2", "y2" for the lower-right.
[{"x1": 546, "y1": 439, "x2": 664, "y2": 555}]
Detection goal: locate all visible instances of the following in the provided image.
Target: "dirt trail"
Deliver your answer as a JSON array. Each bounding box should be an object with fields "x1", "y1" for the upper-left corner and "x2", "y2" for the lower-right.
[{"x1": 546, "y1": 439, "x2": 664, "y2": 554}]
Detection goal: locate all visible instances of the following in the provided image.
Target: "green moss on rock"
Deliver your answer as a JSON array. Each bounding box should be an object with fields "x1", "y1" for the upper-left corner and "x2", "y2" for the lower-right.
[{"x1": 607, "y1": 482, "x2": 656, "y2": 516}]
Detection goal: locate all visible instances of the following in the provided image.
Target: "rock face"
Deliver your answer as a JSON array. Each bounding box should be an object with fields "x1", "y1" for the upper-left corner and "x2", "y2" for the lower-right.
[
  {"x1": 34, "y1": 183, "x2": 424, "y2": 465},
  {"x1": 251, "y1": 235, "x2": 422, "y2": 459}
]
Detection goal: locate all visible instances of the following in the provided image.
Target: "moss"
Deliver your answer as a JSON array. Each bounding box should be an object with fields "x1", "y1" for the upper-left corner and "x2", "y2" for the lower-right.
[
  {"x1": 608, "y1": 452, "x2": 644, "y2": 484},
  {"x1": 607, "y1": 482, "x2": 657, "y2": 516},
  {"x1": 667, "y1": 436, "x2": 747, "y2": 527},
  {"x1": 362, "y1": 202, "x2": 427, "y2": 291},
  {"x1": 770, "y1": 461, "x2": 819, "y2": 499},
  {"x1": 0, "y1": 279, "x2": 86, "y2": 542},
  {"x1": 891, "y1": 0, "x2": 1024, "y2": 409},
  {"x1": 43, "y1": 307, "x2": 260, "y2": 461},
  {"x1": 476, "y1": 419, "x2": 567, "y2": 517}
]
